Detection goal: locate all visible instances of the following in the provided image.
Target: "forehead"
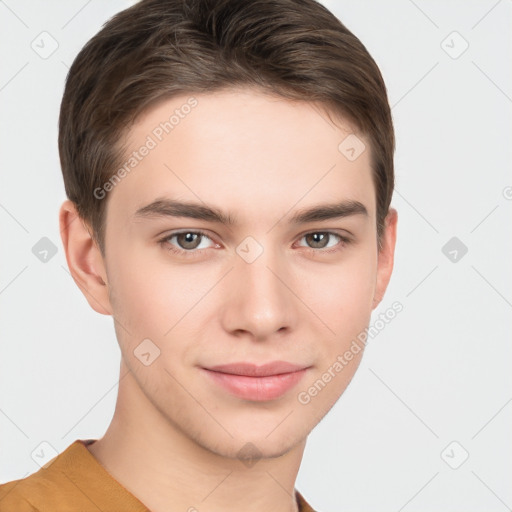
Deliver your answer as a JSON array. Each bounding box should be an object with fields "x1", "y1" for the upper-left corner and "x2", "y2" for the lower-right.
[{"x1": 106, "y1": 88, "x2": 375, "y2": 229}]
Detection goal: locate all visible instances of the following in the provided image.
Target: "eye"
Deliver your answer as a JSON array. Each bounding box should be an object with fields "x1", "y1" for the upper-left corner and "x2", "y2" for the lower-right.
[
  {"x1": 159, "y1": 230, "x2": 217, "y2": 257},
  {"x1": 297, "y1": 231, "x2": 350, "y2": 253},
  {"x1": 158, "y1": 229, "x2": 351, "y2": 259}
]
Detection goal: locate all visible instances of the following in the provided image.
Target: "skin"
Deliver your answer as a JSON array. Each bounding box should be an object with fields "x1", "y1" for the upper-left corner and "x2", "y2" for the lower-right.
[{"x1": 59, "y1": 88, "x2": 397, "y2": 512}]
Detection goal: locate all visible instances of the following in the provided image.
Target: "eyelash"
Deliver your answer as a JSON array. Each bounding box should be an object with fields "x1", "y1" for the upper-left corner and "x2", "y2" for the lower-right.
[{"x1": 158, "y1": 230, "x2": 352, "y2": 258}]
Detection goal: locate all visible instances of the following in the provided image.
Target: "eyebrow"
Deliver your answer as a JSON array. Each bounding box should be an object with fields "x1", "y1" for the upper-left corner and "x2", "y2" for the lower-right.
[{"x1": 132, "y1": 198, "x2": 368, "y2": 225}]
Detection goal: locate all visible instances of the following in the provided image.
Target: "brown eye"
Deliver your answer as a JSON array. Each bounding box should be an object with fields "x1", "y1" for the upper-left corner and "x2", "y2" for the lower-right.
[
  {"x1": 159, "y1": 230, "x2": 216, "y2": 257},
  {"x1": 175, "y1": 232, "x2": 203, "y2": 250},
  {"x1": 297, "y1": 231, "x2": 350, "y2": 254},
  {"x1": 304, "y1": 232, "x2": 331, "y2": 249}
]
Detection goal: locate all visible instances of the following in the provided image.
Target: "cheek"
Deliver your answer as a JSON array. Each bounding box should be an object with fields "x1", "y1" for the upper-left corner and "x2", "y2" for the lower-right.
[
  {"x1": 105, "y1": 248, "x2": 175, "y2": 337},
  {"x1": 106, "y1": 247, "x2": 213, "y2": 352},
  {"x1": 107, "y1": 238, "x2": 377, "y2": 351},
  {"x1": 298, "y1": 246, "x2": 377, "y2": 333}
]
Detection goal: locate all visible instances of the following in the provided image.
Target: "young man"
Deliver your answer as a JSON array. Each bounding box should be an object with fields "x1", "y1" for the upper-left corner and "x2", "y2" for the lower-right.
[{"x1": 0, "y1": 0, "x2": 397, "y2": 510}]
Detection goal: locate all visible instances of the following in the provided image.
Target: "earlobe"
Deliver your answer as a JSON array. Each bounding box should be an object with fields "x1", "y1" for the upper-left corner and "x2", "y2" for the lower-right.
[
  {"x1": 59, "y1": 199, "x2": 112, "y2": 316},
  {"x1": 372, "y1": 208, "x2": 398, "y2": 309}
]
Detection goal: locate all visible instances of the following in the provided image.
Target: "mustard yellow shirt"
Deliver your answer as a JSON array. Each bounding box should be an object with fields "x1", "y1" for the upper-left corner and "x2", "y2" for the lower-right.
[{"x1": 0, "y1": 439, "x2": 315, "y2": 511}]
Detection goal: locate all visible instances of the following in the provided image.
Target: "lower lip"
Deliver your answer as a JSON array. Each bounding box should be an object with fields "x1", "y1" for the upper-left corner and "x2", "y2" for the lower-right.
[{"x1": 202, "y1": 368, "x2": 308, "y2": 401}]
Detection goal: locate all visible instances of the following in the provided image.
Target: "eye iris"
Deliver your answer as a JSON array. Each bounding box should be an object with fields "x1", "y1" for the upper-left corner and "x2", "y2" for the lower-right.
[
  {"x1": 306, "y1": 232, "x2": 329, "y2": 249},
  {"x1": 177, "y1": 232, "x2": 201, "y2": 250}
]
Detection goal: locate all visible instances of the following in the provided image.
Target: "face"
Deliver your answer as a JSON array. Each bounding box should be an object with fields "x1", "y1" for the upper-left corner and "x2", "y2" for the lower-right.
[{"x1": 74, "y1": 88, "x2": 396, "y2": 459}]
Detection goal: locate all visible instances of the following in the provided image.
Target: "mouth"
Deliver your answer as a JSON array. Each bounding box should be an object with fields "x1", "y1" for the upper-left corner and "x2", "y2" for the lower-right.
[{"x1": 200, "y1": 361, "x2": 311, "y2": 401}]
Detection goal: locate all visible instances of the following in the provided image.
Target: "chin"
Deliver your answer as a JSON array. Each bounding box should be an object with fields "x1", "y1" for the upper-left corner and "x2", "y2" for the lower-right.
[
  {"x1": 209, "y1": 436, "x2": 303, "y2": 463},
  {"x1": 193, "y1": 420, "x2": 308, "y2": 462}
]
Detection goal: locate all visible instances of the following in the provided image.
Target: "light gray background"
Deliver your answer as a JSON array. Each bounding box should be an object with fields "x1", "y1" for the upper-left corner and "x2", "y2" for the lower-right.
[{"x1": 1, "y1": 1, "x2": 511, "y2": 511}]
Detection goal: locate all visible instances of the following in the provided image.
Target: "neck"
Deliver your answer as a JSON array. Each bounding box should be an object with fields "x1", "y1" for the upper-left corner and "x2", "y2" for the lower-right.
[{"x1": 87, "y1": 359, "x2": 306, "y2": 512}]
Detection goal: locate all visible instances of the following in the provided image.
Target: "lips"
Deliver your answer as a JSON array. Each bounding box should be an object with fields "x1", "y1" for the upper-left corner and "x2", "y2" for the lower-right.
[{"x1": 201, "y1": 361, "x2": 310, "y2": 401}]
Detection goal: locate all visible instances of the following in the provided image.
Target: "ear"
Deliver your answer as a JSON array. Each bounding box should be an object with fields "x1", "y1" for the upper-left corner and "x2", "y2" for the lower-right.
[
  {"x1": 373, "y1": 208, "x2": 398, "y2": 309},
  {"x1": 59, "y1": 199, "x2": 112, "y2": 316}
]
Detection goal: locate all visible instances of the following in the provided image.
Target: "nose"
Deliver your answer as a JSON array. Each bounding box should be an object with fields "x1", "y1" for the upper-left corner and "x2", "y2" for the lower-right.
[{"x1": 219, "y1": 243, "x2": 298, "y2": 342}]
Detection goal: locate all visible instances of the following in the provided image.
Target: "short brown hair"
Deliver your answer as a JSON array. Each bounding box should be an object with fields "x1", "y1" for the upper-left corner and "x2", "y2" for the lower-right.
[{"x1": 59, "y1": 0, "x2": 394, "y2": 255}]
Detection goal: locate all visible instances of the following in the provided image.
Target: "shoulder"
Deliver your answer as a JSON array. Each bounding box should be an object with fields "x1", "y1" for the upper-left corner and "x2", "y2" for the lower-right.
[
  {"x1": 0, "y1": 477, "x2": 40, "y2": 511},
  {"x1": 0, "y1": 464, "x2": 95, "y2": 512},
  {"x1": 0, "y1": 440, "x2": 99, "y2": 512},
  {"x1": 0, "y1": 439, "x2": 151, "y2": 512}
]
